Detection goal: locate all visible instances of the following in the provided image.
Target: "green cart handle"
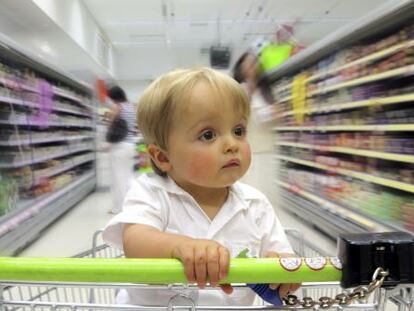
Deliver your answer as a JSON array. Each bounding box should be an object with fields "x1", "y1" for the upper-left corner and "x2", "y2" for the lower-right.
[{"x1": 0, "y1": 257, "x2": 341, "y2": 284}]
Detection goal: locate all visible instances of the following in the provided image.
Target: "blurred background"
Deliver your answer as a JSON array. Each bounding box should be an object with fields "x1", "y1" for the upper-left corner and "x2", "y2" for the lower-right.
[{"x1": 0, "y1": 0, "x2": 413, "y2": 259}]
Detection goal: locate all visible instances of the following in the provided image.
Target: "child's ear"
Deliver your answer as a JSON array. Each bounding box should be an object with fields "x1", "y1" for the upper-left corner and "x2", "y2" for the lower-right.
[{"x1": 147, "y1": 144, "x2": 172, "y2": 173}]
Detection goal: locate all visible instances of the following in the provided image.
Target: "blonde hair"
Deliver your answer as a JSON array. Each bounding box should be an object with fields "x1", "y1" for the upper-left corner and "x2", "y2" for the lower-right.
[{"x1": 137, "y1": 67, "x2": 250, "y2": 176}]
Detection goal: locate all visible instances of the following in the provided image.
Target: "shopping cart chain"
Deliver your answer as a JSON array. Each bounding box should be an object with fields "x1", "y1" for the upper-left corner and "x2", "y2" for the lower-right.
[{"x1": 283, "y1": 267, "x2": 389, "y2": 309}]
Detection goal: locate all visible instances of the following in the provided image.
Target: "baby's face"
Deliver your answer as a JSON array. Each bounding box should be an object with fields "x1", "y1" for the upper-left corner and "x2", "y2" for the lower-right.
[{"x1": 166, "y1": 81, "x2": 251, "y2": 191}]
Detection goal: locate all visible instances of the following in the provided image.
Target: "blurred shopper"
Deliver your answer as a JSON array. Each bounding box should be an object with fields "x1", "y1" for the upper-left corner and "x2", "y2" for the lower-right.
[
  {"x1": 233, "y1": 52, "x2": 276, "y2": 198},
  {"x1": 106, "y1": 85, "x2": 137, "y2": 214}
]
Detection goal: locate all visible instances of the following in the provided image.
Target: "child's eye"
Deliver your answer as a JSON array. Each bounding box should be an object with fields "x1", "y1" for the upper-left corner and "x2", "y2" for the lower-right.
[
  {"x1": 234, "y1": 126, "x2": 246, "y2": 137},
  {"x1": 199, "y1": 130, "x2": 216, "y2": 141}
]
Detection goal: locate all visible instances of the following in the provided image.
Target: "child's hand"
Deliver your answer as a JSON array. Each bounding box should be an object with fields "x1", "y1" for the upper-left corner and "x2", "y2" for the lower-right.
[
  {"x1": 171, "y1": 238, "x2": 231, "y2": 292},
  {"x1": 266, "y1": 252, "x2": 301, "y2": 297}
]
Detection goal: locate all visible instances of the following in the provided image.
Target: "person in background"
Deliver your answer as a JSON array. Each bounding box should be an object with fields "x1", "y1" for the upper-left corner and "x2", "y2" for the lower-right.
[
  {"x1": 103, "y1": 67, "x2": 299, "y2": 306},
  {"x1": 233, "y1": 52, "x2": 277, "y2": 199},
  {"x1": 106, "y1": 85, "x2": 137, "y2": 214}
]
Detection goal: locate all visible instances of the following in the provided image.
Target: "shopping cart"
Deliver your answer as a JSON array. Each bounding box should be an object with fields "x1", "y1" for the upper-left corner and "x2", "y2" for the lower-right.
[{"x1": 0, "y1": 229, "x2": 412, "y2": 311}]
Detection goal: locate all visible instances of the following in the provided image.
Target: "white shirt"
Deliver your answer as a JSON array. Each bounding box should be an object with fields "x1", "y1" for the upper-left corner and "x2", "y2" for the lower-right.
[{"x1": 103, "y1": 173, "x2": 293, "y2": 306}]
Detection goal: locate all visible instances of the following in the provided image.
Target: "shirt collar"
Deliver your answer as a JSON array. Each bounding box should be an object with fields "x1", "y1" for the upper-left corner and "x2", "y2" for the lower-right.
[{"x1": 142, "y1": 173, "x2": 261, "y2": 211}]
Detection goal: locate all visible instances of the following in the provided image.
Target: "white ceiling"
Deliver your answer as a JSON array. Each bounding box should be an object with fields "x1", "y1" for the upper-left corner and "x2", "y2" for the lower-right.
[
  {"x1": 82, "y1": 0, "x2": 392, "y2": 81},
  {"x1": 0, "y1": 0, "x2": 396, "y2": 85}
]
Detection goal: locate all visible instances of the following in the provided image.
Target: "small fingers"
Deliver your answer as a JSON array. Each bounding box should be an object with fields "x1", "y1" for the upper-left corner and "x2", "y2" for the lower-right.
[
  {"x1": 220, "y1": 284, "x2": 234, "y2": 295},
  {"x1": 194, "y1": 247, "x2": 207, "y2": 288},
  {"x1": 289, "y1": 283, "x2": 301, "y2": 293},
  {"x1": 179, "y1": 247, "x2": 195, "y2": 284},
  {"x1": 279, "y1": 283, "x2": 301, "y2": 298},
  {"x1": 218, "y1": 246, "x2": 230, "y2": 280},
  {"x1": 278, "y1": 284, "x2": 291, "y2": 298},
  {"x1": 206, "y1": 245, "x2": 220, "y2": 287}
]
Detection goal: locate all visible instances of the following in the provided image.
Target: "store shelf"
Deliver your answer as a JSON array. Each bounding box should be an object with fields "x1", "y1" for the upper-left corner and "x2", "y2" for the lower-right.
[
  {"x1": 279, "y1": 189, "x2": 368, "y2": 238},
  {"x1": 0, "y1": 76, "x2": 39, "y2": 93},
  {"x1": 0, "y1": 94, "x2": 92, "y2": 118},
  {"x1": 52, "y1": 86, "x2": 82, "y2": 103},
  {"x1": 273, "y1": 40, "x2": 414, "y2": 98},
  {"x1": 264, "y1": 1, "x2": 414, "y2": 83},
  {"x1": 277, "y1": 95, "x2": 293, "y2": 103},
  {"x1": 278, "y1": 180, "x2": 411, "y2": 234},
  {"x1": 0, "y1": 26, "x2": 96, "y2": 255},
  {"x1": 308, "y1": 64, "x2": 414, "y2": 97},
  {"x1": 53, "y1": 86, "x2": 94, "y2": 111},
  {"x1": 275, "y1": 155, "x2": 414, "y2": 194},
  {"x1": 274, "y1": 93, "x2": 414, "y2": 119},
  {"x1": 273, "y1": 124, "x2": 414, "y2": 132},
  {"x1": 0, "y1": 146, "x2": 94, "y2": 168},
  {"x1": 276, "y1": 180, "x2": 387, "y2": 232},
  {"x1": 0, "y1": 172, "x2": 96, "y2": 255},
  {"x1": 0, "y1": 135, "x2": 94, "y2": 146},
  {"x1": 277, "y1": 142, "x2": 414, "y2": 164},
  {"x1": 307, "y1": 39, "x2": 414, "y2": 83},
  {"x1": 53, "y1": 106, "x2": 92, "y2": 117},
  {"x1": 0, "y1": 119, "x2": 93, "y2": 128},
  {"x1": 0, "y1": 95, "x2": 38, "y2": 109},
  {"x1": 266, "y1": 1, "x2": 414, "y2": 242},
  {"x1": 34, "y1": 156, "x2": 95, "y2": 181},
  {"x1": 274, "y1": 83, "x2": 292, "y2": 95}
]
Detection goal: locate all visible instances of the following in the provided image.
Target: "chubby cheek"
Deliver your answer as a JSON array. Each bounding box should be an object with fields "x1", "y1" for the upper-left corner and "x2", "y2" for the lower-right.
[
  {"x1": 185, "y1": 151, "x2": 217, "y2": 180},
  {"x1": 241, "y1": 143, "x2": 251, "y2": 168}
]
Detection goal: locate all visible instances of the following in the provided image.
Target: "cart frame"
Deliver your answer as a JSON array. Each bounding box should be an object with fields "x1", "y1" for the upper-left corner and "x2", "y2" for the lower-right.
[{"x1": 0, "y1": 229, "x2": 412, "y2": 311}]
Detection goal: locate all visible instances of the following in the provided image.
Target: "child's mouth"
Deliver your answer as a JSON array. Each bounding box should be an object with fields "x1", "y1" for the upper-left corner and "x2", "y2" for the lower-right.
[{"x1": 223, "y1": 159, "x2": 240, "y2": 168}]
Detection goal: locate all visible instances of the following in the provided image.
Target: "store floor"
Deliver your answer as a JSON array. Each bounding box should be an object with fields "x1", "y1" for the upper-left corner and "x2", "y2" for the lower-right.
[{"x1": 19, "y1": 152, "x2": 336, "y2": 257}]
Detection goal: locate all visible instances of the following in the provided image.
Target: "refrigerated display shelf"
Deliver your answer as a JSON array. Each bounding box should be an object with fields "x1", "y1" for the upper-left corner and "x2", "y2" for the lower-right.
[
  {"x1": 0, "y1": 135, "x2": 94, "y2": 146},
  {"x1": 1, "y1": 80, "x2": 92, "y2": 112},
  {"x1": 276, "y1": 141, "x2": 414, "y2": 164},
  {"x1": 308, "y1": 64, "x2": 414, "y2": 97},
  {"x1": 0, "y1": 95, "x2": 92, "y2": 118},
  {"x1": 274, "y1": 93, "x2": 414, "y2": 119},
  {"x1": 0, "y1": 26, "x2": 96, "y2": 255},
  {"x1": 273, "y1": 124, "x2": 414, "y2": 132},
  {"x1": 0, "y1": 119, "x2": 93, "y2": 128},
  {"x1": 276, "y1": 180, "x2": 388, "y2": 232},
  {"x1": 0, "y1": 95, "x2": 38, "y2": 109},
  {"x1": 275, "y1": 155, "x2": 414, "y2": 194},
  {"x1": 0, "y1": 147, "x2": 94, "y2": 168},
  {"x1": 0, "y1": 76, "x2": 39, "y2": 94},
  {"x1": 33, "y1": 156, "x2": 94, "y2": 181},
  {"x1": 53, "y1": 86, "x2": 94, "y2": 111},
  {"x1": 0, "y1": 172, "x2": 95, "y2": 255},
  {"x1": 54, "y1": 106, "x2": 91, "y2": 117},
  {"x1": 52, "y1": 86, "x2": 82, "y2": 103}
]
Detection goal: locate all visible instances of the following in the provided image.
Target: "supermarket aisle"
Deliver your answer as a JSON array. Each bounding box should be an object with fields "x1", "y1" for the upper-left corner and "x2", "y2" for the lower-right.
[
  {"x1": 20, "y1": 150, "x2": 336, "y2": 257},
  {"x1": 19, "y1": 150, "x2": 114, "y2": 257}
]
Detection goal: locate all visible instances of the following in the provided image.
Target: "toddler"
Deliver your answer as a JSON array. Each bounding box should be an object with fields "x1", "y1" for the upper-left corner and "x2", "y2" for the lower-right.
[{"x1": 103, "y1": 67, "x2": 299, "y2": 306}]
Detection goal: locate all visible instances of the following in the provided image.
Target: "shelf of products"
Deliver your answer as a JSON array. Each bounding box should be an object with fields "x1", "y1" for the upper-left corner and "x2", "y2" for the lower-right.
[
  {"x1": 276, "y1": 180, "x2": 389, "y2": 234},
  {"x1": 0, "y1": 37, "x2": 97, "y2": 255},
  {"x1": 276, "y1": 142, "x2": 414, "y2": 164},
  {"x1": 276, "y1": 155, "x2": 414, "y2": 194},
  {"x1": 267, "y1": 2, "x2": 414, "y2": 236}
]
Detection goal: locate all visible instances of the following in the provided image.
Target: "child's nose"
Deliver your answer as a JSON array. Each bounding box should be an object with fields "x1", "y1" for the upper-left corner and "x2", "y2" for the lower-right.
[{"x1": 223, "y1": 136, "x2": 239, "y2": 153}]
